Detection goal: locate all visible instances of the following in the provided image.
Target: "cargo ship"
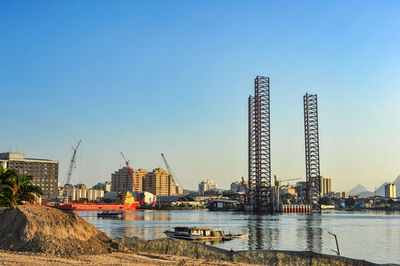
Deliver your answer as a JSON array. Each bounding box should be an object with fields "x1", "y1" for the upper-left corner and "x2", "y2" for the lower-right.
[{"x1": 56, "y1": 191, "x2": 139, "y2": 211}]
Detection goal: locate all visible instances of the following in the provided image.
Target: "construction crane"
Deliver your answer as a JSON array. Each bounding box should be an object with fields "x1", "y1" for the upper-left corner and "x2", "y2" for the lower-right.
[
  {"x1": 274, "y1": 176, "x2": 301, "y2": 187},
  {"x1": 161, "y1": 153, "x2": 181, "y2": 186},
  {"x1": 239, "y1": 176, "x2": 249, "y2": 205},
  {"x1": 120, "y1": 152, "x2": 142, "y2": 205},
  {"x1": 241, "y1": 176, "x2": 248, "y2": 192},
  {"x1": 64, "y1": 140, "x2": 82, "y2": 186},
  {"x1": 274, "y1": 176, "x2": 301, "y2": 209}
]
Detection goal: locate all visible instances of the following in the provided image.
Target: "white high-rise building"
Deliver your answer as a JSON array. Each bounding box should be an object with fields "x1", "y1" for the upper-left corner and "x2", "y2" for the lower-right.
[
  {"x1": 230, "y1": 181, "x2": 246, "y2": 193},
  {"x1": 198, "y1": 180, "x2": 217, "y2": 195},
  {"x1": 385, "y1": 183, "x2": 396, "y2": 198}
]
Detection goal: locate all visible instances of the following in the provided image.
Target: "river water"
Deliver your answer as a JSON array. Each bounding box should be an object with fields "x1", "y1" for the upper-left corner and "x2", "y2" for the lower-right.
[{"x1": 77, "y1": 209, "x2": 400, "y2": 264}]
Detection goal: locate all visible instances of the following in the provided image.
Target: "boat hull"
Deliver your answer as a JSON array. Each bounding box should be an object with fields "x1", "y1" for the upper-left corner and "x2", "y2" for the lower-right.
[
  {"x1": 97, "y1": 212, "x2": 123, "y2": 217},
  {"x1": 163, "y1": 230, "x2": 233, "y2": 241},
  {"x1": 57, "y1": 202, "x2": 139, "y2": 211}
]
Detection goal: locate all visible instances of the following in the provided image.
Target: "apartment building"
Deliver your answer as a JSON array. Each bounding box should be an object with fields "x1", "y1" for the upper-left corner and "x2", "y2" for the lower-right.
[
  {"x1": 111, "y1": 167, "x2": 148, "y2": 194},
  {"x1": 198, "y1": 180, "x2": 217, "y2": 195},
  {"x1": 144, "y1": 168, "x2": 174, "y2": 196},
  {"x1": 0, "y1": 152, "x2": 58, "y2": 199}
]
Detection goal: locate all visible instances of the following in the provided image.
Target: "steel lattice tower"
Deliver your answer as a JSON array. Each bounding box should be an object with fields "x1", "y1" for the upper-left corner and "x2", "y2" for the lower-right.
[
  {"x1": 303, "y1": 93, "x2": 321, "y2": 211},
  {"x1": 248, "y1": 76, "x2": 273, "y2": 213}
]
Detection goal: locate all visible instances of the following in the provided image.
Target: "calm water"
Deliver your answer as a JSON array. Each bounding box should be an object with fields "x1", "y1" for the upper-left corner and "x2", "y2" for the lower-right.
[{"x1": 77, "y1": 210, "x2": 400, "y2": 264}]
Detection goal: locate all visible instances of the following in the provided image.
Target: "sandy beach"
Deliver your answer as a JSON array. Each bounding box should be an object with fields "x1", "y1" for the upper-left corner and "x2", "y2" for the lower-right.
[{"x1": 0, "y1": 250, "x2": 254, "y2": 266}]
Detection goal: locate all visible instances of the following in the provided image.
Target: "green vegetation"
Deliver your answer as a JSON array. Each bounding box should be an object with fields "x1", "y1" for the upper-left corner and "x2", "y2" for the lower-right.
[
  {"x1": 280, "y1": 193, "x2": 292, "y2": 203},
  {"x1": 0, "y1": 166, "x2": 43, "y2": 207},
  {"x1": 345, "y1": 197, "x2": 355, "y2": 208},
  {"x1": 222, "y1": 190, "x2": 235, "y2": 198},
  {"x1": 320, "y1": 197, "x2": 330, "y2": 205}
]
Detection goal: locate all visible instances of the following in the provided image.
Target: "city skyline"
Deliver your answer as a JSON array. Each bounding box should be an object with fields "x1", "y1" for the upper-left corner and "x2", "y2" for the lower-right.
[{"x1": 1, "y1": 1, "x2": 400, "y2": 191}]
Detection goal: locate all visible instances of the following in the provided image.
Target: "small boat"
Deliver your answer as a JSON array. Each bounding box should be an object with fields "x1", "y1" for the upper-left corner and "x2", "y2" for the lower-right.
[
  {"x1": 226, "y1": 233, "x2": 249, "y2": 239},
  {"x1": 164, "y1": 226, "x2": 247, "y2": 241},
  {"x1": 97, "y1": 210, "x2": 123, "y2": 217}
]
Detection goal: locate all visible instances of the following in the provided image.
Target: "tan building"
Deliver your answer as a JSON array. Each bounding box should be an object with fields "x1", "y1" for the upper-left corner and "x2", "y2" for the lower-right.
[
  {"x1": 335, "y1": 191, "x2": 349, "y2": 199},
  {"x1": 0, "y1": 152, "x2": 59, "y2": 199},
  {"x1": 174, "y1": 184, "x2": 183, "y2": 195},
  {"x1": 111, "y1": 167, "x2": 148, "y2": 194},
  {"x1": 144, "y1": 168, "x2": 174, "y2": 196},
  {"x1": 133, "y1": 169, "x2": 148, "y2": 191},
  {"x1": 385, "y1": 183, "x2": 396, "y2": 198},
  {"x1": 320, "y1": 176, "x2": 332, "y2": 196},
  {"x1": 105, "y1": 182, "x2": 111, "y2": 192},
  {"x1": 280, "y1": 186, "x2": 297, "y2": 196}
]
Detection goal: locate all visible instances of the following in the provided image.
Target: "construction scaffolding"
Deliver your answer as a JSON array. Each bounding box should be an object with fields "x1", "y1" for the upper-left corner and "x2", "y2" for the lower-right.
[
  {"x1": 248, "y1": 76, "x2": 273, "y2": 213},
  {"x1": 303, "y1": 93, "x2": 321, "y2": 211}
]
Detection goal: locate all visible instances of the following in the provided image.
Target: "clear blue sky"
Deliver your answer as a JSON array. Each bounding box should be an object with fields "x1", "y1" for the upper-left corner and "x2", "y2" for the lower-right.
[{"x1": 1, "y1": 1, "x2": 400, "y2": 191}]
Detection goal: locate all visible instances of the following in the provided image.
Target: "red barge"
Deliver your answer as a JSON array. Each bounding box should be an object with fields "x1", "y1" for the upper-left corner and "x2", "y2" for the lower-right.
[{"x1": 57, "y1": 191, "x2": 139, "y2": 211}]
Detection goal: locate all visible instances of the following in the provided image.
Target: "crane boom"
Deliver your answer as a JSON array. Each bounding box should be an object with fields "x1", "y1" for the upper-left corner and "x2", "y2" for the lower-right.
[
  {"x1": 161, "y1": 153, "x2": 180, "y2": 186},
  {"x1": 120, "y1": 152, "x2": 141, "y2": 205},
  {"x1": 274, "y1": 176, "x2": 301, "y2": 187},
  {"x1": 64, "y1": 140, "x2": 82, "y2": 186},
  {"x1": 281, "y1": 178, "x2": 301, "y2": 182}
]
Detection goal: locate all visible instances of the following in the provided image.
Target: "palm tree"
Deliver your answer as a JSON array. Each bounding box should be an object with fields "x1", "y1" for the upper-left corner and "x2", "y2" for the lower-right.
[
  {"x1": 0, "y1": 166, "x2": 43, "y2": 207},
  {"x1": 0, "y1": 184, "x2": 14, "y2": 206}
]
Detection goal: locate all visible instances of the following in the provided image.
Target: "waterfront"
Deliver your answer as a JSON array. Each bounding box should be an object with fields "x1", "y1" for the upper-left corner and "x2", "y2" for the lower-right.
[{"x1": 78, "y1": 209, "x2": 400, "y2": 264}]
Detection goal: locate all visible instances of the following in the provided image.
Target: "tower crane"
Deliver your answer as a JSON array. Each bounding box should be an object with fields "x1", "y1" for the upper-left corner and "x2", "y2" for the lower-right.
[
  {"x1": 274, "y1": 175, "x2": 301, "y2": 209},
  {"x1": 241, "y1": 176, "x2": 248, "y2": 192},
  {"x1": 238, "y1": 176, "x2": 249, "y2": 205},
  {"x1": 120, "y1": 152, "x2": 142, "y2": 205},
  {"x1": 274, "y1": 176, "x2": 301, "y2": 187},
  {"x1": 161, "y1": 153, "x2": 181, "y2": 187},
  {"x1": 64, "y1": 140, "x2": 82, "y2": 186}
]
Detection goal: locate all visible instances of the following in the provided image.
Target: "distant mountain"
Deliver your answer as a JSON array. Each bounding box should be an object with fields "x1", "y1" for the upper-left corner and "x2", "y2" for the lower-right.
[
  {"x1": 348, "y1": 176, "x2": 400, "y2": 198},
  {"x1": 357, "y1": 191, "x2": 374, "y2": 197},
  {"x1": 373, "y1": 182, "x2": 389, "y2": 197},
  {"x1": 349, "y1": 184, "x2": 369, "y2": 196},
  {"x1": 183, "y1": 189, "x2": 197, "y2": 195}
]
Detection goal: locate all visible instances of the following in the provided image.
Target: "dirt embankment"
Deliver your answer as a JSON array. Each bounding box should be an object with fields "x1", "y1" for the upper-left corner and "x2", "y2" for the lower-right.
[
  {"x1": 0, "y1": 205, "x2": 125, "y2": 256},
  {"x1": 120, "y1": 237, "x2": 381, "y2": 266}
]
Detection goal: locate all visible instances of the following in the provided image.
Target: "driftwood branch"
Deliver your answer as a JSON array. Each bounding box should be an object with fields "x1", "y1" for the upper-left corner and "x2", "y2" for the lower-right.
[{"x1": 328, "y1": 231, "x2": 340, "y2": 256}]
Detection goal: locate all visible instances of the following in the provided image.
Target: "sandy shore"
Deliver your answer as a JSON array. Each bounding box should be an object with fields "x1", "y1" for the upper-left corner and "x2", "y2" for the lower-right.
[{"x1": 0, "y1": 250, "x2": 256, "y2": 265}]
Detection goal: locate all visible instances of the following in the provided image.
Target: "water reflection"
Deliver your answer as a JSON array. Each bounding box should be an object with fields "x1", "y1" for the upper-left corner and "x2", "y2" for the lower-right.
[
  {"x1": 246, "y1": 213, "x2": 323, "y2": 252},
  {"x1": 247, "y1": 214, "x2": 264, "y2": 250},
  {"x1": 305, "y1": 214, "x2": 322, "y2": 253},
  {"x1": 77, "y1": 210, "x2": 400, "y2": 264},
  {"x1": 246, "y1": 214, "x2": 281, "y2": 250},
  {"x1": 122, "y1": 210, "x2": 173, "y2": 221}
]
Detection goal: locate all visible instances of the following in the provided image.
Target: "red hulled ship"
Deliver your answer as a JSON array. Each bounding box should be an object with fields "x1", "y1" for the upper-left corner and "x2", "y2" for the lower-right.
[{"x1": 57, "y1": 191, "x2": 139, "y2": 211}]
